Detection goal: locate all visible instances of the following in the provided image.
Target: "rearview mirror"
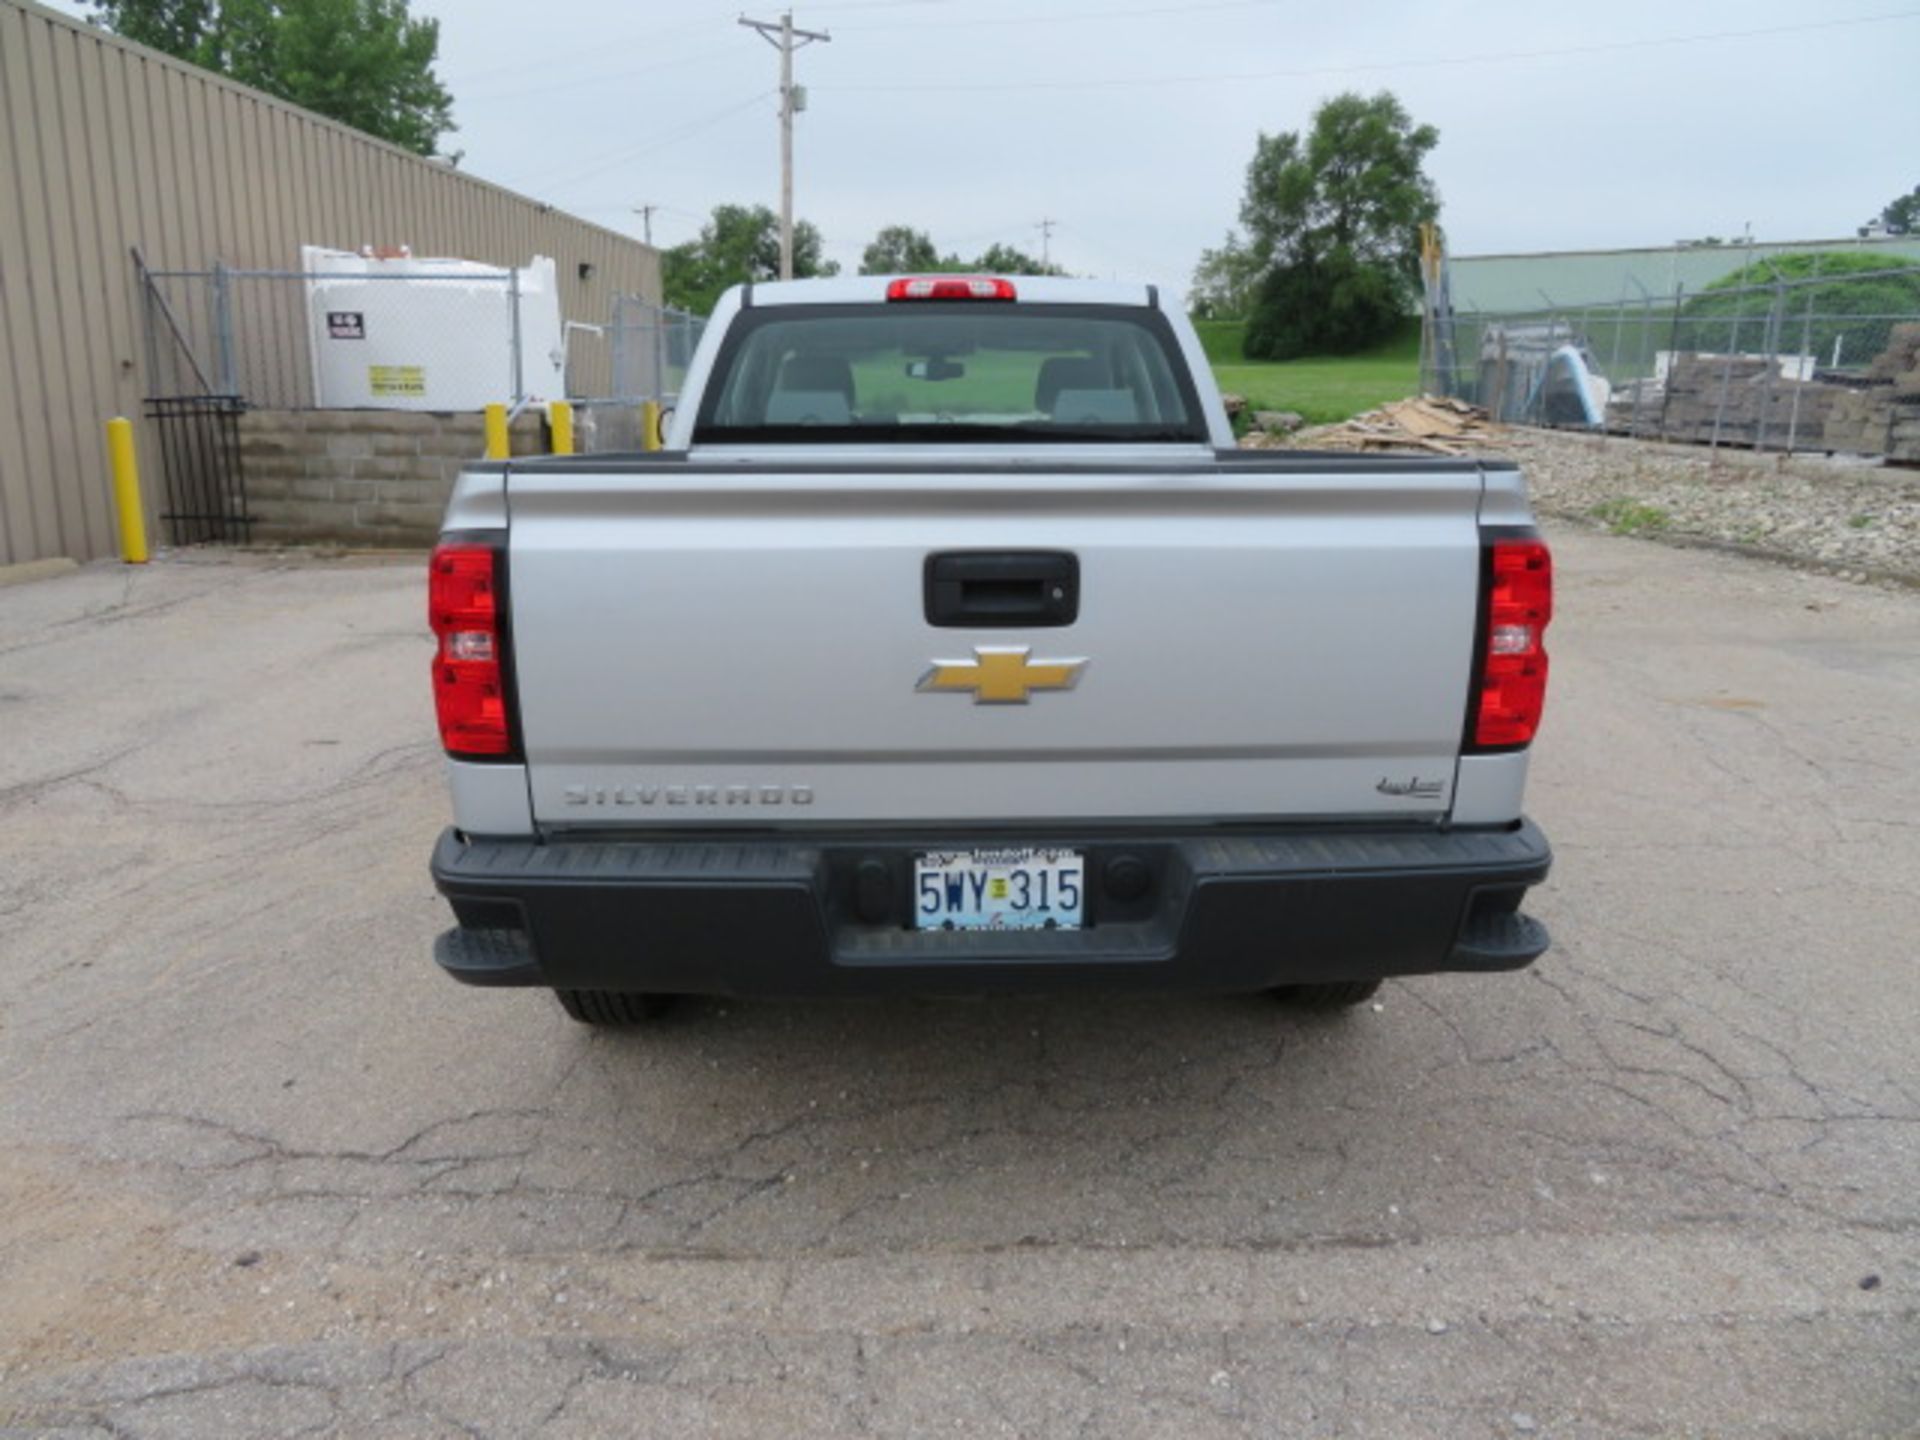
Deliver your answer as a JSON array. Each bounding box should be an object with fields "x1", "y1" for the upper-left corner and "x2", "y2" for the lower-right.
[{"x1": 906, "y1": 359, "x2": 966, "y2": 382}]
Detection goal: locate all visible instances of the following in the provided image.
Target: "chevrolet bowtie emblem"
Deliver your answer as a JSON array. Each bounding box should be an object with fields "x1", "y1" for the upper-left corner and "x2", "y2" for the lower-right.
[{"x1": 917, "y1": 646, "x2": 1089, "y2": 704}]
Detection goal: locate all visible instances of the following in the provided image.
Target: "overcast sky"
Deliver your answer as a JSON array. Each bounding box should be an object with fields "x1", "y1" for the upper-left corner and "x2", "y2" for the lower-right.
[{"x1": 48, "y1": 0, "x2": 1920, "y2": 285}]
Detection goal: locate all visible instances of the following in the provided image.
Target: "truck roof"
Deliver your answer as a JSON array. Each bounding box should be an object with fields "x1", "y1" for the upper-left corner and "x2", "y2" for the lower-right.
[{"x1": 734, "y1": 275, "x2": 1161, "y2": 309}]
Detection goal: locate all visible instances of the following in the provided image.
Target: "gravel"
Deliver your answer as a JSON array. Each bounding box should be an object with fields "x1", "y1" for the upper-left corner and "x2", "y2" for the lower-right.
[{"x1": 1470, "y1": 428, "x2": 1920, "y2": 586}]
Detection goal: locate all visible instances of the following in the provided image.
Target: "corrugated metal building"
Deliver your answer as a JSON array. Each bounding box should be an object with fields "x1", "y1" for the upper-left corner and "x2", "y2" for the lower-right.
[
  {"x1": 1450, "y1": 236, "x2": 1920, "y2": 314},
  {"x1": 0, "y1": 0, "x2": 660, "y2": 566}
]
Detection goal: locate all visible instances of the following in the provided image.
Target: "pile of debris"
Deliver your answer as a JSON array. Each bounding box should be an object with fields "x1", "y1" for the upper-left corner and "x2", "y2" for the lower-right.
[
  {"x1": 1246, "y1": 396, "x2": 1496, "y2": 454},
  {"x1": 1222, "y1": 394, "x2": 1306, "y2": 439}
]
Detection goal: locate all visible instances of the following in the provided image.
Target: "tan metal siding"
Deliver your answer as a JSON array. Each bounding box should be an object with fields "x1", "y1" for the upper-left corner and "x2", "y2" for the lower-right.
[{"x1": 0, "y1": 0, "x2": 659, "y2": 564}]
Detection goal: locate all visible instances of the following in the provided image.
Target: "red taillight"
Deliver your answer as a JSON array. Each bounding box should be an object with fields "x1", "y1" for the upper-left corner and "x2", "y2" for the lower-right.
[
  {"x1": 1472, "y1": 538, "x2": 1552, "y2": 749},
  {"x1": 429, "y1": 541, "x2": 513, "y2": 758},
  {"x1": 886, "y1": 276, "x2": 1017, "y2": 302}
]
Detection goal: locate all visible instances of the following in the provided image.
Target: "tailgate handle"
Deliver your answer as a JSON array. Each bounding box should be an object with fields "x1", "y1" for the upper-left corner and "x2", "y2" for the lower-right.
[{"x1": 925, "y1": 551, "x2": 1079, "y2": 628}]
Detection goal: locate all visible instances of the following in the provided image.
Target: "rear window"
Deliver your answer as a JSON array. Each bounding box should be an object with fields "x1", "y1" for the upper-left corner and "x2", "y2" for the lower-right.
[{"x1": 693, "y1": 302, "x2": 1206, "y2": 444}]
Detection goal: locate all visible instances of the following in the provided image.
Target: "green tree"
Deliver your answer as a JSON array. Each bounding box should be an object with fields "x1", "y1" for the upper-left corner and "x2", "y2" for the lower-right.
[
  {"x1": 90, "y1": 0, "x2": 454, "y2": 156},
  {"x1": 1206, "y1": 91, "x2": 1439, "y2": 359},
  {"x1": 972, "y1": 242, "x2": 1064, "y2": 277},
  {"x1": 1188, "y1": 231, "x2": 1260, "y2": 318},
  {"x1": 1243, "y1": 249, "x2": 1405, "y2": 362},
  {"x1": 859, "y1": 225, "x2": 945, "y2": 274},
  {"x1": 1873, "y1": 184, "x2": 1919, "y2": 235},
  {"x1": 858, "y1": 228, "x2": 1063, "y2": 277},
  {"x1": 662, "y1": 204, "x2": 840, "y2": 315}
]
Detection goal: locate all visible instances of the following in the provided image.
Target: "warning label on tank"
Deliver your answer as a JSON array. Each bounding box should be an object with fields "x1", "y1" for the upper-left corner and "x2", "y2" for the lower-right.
[
  {"x1": 327, "y1": 311, "x2": 365, "y2": 339},
  {"x1": 368, "y1": 365, "x2": 426, "y2": 398}
]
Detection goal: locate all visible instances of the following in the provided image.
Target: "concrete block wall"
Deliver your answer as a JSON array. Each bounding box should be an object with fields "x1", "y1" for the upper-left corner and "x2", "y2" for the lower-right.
[{"x1": 238, "y1": 409, "x2": 546, "y2": 547}]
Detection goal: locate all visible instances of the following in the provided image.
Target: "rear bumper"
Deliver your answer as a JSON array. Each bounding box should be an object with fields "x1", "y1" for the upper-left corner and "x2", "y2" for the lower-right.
[{"x1": 429, "y1": 820, "x2": 1552, "y2": 998}]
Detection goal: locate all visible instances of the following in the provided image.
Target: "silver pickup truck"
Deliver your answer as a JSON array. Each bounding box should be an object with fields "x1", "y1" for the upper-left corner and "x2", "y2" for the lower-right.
[{"x1": 426, "y1": 275, "x2": 1553, "y2": 1024}]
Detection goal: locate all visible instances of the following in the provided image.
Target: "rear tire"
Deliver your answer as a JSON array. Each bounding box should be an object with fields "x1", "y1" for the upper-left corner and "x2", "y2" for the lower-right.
[
  {"x1": 1273, "y1": 979, "x2": 1383, "y2": 1010},
  {"x1": 554, "y1": 989, "x2": 674, "y2": 1026}
]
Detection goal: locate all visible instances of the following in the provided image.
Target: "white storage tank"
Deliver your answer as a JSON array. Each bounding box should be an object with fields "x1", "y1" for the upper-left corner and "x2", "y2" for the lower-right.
[{"x1": 302, "y1": 246, "x2": 566, "y2": 410}]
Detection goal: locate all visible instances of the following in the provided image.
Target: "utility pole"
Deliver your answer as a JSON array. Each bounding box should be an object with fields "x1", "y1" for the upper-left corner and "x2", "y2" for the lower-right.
[
  {"x1": 632, "y1": 203, "x2": 657, "y2": 247},
  {"x1": 739, "y1": 11, "x2": 830, "y2": 280},
  {"x1": 1037, "y1": 217, "x2": 1056, "y2": 270}
]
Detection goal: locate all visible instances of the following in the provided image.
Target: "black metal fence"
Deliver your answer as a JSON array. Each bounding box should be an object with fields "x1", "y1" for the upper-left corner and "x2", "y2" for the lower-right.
[{"x1": 143, "y1": 395, "x2": 250, "y2": 545}]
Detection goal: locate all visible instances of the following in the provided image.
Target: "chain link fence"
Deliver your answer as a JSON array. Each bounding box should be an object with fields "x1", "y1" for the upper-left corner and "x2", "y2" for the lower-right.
[
  {"x1": 566, "y1": 294, "x2": 706, "y2": 452},
  {"x1": 139, "y1": 262, "x2": 544, "y2": 411},
  {"x1": 1425, "y1": 263, "x2": 1920, "y2": 460},
  {"x1": 138, "y1": 263, "x2": 699, "y2": 420}
]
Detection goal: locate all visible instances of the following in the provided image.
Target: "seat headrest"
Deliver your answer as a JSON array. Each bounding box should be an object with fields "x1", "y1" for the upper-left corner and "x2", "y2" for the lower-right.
[
  {"x1": 778, "y1": 354, "x2": 855, "y2": 404},
  {"x1": 1035, "y1": 356, "x2": 1105, "y2": 413}
]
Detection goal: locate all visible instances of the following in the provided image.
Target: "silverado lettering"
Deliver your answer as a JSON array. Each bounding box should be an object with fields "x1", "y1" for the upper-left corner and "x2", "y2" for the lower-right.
[{"x1": 562, "y1": 784, "x2": 815, "y2": 807}]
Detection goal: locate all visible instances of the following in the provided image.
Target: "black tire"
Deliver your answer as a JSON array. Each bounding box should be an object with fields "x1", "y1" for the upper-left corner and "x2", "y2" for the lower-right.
[
  {"x1": 1273, "y1": 979, "x2": 1383, "y2": 1010},
  {"x1": 554, "y1": 989, "x2": 674, "y2": 1026}
]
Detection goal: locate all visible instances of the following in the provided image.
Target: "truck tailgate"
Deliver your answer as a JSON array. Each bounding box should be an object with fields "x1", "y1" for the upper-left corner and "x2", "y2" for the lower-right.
[{"x1": 505, "y1": 461, "x2": 1485, "y2": 827}]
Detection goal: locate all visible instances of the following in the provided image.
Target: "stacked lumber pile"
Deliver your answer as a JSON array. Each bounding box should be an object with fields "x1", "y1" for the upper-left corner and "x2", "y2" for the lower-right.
[
  {"x1": 1823, "y1": 389, "x2": 1893, "y2": 455},
  {"x1": 1893, "y1": 409, "x2": 1920, "y2": 465},
  {"x1": 1647, "y1": 355, "x2": 1844, "y2": 447},
  {"x1": 1255, "y1": 396, "x2": 1495, "y2": 454},
  {"x1": 1823, "y1": 324, "x2": 1920, "y2": 463},
  {"x1": 1867, "y1": 322, "x2": 1920, "y2": 389}
]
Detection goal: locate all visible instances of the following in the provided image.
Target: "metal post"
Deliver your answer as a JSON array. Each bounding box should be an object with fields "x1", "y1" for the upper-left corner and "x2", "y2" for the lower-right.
[
  {"x1": 1633, "y1": 285, "x2": 1654, "y2": 437},
  {"x1": 655, "y1": 305, "x2": 669, "y2": 404},
  {"x1": 1755, "y1": 281, "x2": 1786, "y2": 453},
  {"x1": 550, "y1": 401, "x2": 574, "y2": 456},
  {"x1": 1659, "y1": 284, "x2": 1685, "y2": 441},
  {"x1": 1606, "y1": 293, "x2": 1625, "y2": 391},
  {"x1": 106, "y1": 417, "x2": 150, "y2": 564},
  {"x1": 1785, "y1": 284, "x2": 1816, "y2": 455},
  {"x1": 1709, "y1": 284, "x2": 1749, "y2": 453},
  {"x1": 210, "y1": 260, "x2": 237, "y2": 396},
  {"x1": 1491, "y1": 330, "x2": 1509, "y2": 424},
  {"x1": 484, "y1": 403, "x2": 509, "y2": 460},
  {"x1": 507, "y1": 267, "x2": 525, "y2": 404}
]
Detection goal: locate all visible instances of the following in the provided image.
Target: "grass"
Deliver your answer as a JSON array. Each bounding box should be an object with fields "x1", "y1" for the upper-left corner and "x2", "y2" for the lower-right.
[
  {"x1": 819, "y1": 319, "x2": 1423, "y2": 427},
  {"x1": 1200, "y1": 318, "x2": 1423, "y2": 426},
  {"x1": 848, "y1": 350, "x2": 1043, "y2": 415},
  {"x1": 1589, "y1": 498, "x2": 1672, "y2": 536}
]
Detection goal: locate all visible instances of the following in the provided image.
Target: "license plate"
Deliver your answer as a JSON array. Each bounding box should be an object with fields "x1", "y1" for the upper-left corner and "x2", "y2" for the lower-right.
[{"x1": 913, "y1": 848, "x2": 1085, "y2": 931}]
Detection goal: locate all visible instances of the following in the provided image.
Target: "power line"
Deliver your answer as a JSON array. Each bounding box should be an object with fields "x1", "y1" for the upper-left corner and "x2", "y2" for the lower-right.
[
  {"x1": 803, "y1": 0, "x2": 951, "y2": 10},
  {"x1": 461, "y1": 44, "x2": 741, "y2": 104},
  {"x1": 524, "y1": 91, "x2": 776, "y2": 195},
  {"x1": 740, "y1": 12, "x2": 832, "y2": 281},
  {"x1": 444, "y1": 14, "x2": 736, "y2": 87},
  {"x1": 849, "y1": 0, "x2": 1287, "y2": 31},
  {"x1": 825, "y1": 9, "x2": 1920, "y2": 93}
]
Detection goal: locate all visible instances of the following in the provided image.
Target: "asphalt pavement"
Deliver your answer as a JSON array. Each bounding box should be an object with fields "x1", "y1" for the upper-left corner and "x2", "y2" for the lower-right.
[{"x1": 0, "y1": 530, "x2": 1915, "y2": 1437}]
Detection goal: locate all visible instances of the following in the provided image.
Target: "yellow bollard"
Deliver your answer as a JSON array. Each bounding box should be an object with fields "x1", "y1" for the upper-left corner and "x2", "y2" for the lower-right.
[
  {"x1": 550, "y1": 401, "x2": 574, "y2": 457},
  {"x1": 106, "y1": 417, "x2": 149, "y2": 564},
  {"x1": 483, "y1": 403, "x2": 509, "y2": 460},
  {"x1": 640, "y1": 399, "x2": 663, "y2": 453}
]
